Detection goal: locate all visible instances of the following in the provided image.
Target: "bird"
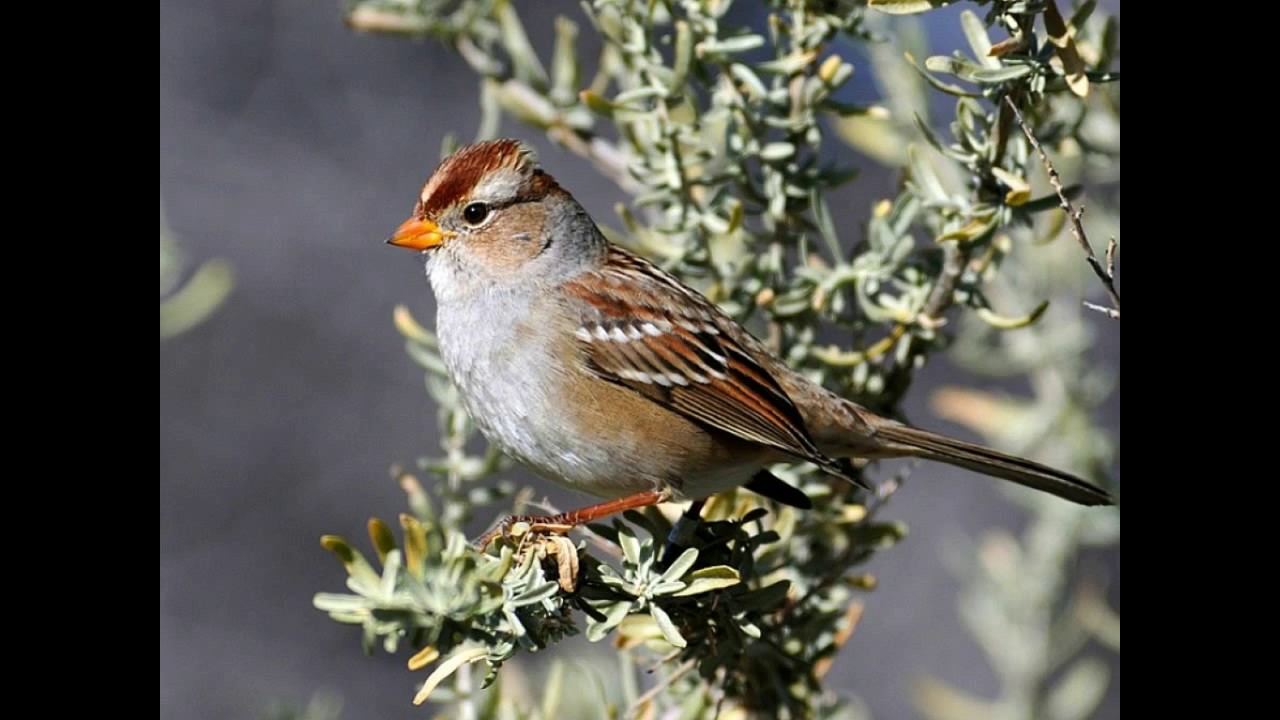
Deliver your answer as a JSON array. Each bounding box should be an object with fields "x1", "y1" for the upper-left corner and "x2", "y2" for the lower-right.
[{"x1": 385, "y1": 138, "x2": 1114, "y2": 548}]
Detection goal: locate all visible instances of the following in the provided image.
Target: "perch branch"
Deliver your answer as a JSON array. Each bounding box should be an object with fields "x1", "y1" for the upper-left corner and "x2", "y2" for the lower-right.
[{"x1": 1005, "y1": 97, "x2": 1120, "y2": 319}]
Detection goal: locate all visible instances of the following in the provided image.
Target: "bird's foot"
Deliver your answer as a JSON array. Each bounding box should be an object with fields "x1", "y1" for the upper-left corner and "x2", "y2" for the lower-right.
[
  {"x1": 474, "y1": 515, "x2": 577, "y2": 550},
  {"x1": 475, "y1": 489, "x2": 671, "y2": 551}
]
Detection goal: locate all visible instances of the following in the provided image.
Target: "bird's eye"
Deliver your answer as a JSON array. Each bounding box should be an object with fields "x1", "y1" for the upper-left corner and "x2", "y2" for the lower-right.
[{"x1": 463, "y1": 202, "x2": 490, "y2": 226}]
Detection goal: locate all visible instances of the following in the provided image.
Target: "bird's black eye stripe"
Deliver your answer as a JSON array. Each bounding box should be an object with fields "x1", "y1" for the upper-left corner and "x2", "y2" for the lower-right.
[{"x1": 463, "y1": 202, "x2": 490, "y2": 225}]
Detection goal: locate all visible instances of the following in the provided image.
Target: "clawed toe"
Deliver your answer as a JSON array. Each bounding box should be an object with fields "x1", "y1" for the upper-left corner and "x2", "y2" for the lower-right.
[{"x1": 473, "y1": 515, "x2": 578, "y2": 550}]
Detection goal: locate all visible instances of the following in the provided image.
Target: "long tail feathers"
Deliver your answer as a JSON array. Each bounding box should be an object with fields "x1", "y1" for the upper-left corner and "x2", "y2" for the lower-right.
[{"x1": 872, "y1": 424, "x2": 1115, "y2": 507}]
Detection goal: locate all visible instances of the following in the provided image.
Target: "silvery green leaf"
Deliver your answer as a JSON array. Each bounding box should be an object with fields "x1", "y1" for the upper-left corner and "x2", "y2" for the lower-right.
[
  {"x1": 636, "y1": 537, "x2": 657, "y2": 576},
  {"x1": 867, "y1": 0, "x2": 954, "y2": 14},
  {"x1": 759, "y1": 142, "x2": 796, "y2": 161},
  {"x1": 763, "y1": 114, "x2": 808, "y2": 131},
  {"x1": 618, "y1": 526, "x2": 642, "y2": 566},
  {"x1": 975, "y1": 300, "x2": 1049, "y2": 329},
  {"x1": 413, "y1": 646, "x2": 488, "y2": 706},
  {"x1": 613, "y1": 86, "x2": 664, "y2": 107},
  {"x1": 593, "y1": 563, "x2": 624, "y2": 586},
  {"x1": 511, "y1": 581, "x2": 560, "y2": 607},
  {"x1": 578, "y1": 89, "x2": 615, "y2": 118},
  {"x1": 699, "y1": 210, "x2": 730, "y2": 235},
  {"x1": 1024, "y1": 185, "x2": 1083, "y2": 213},
  {"x1": 905, "y1": 53, "x2": 981, "y2": 98},
  {"x1": 649, "y1": 604, "x2": 687, "y2": 648},
  {"x1": 455, "y1": 36, "x2": 504, "y2": 77},
  {"x1": 913, "y1": 112, "x2": 968, "y2": 162},
  {"x1": 660, "y1": 547, "x2": 699, "y2": 582},
  {"x1": 494, "y1": 80, "x2": 556, "y2": 129},
  {"x1": 756, "y1": 51, "x2": 820, "y2": 75},
  {"x1": 770, "y1": 289, "x2": 813, "y2": 318},
  {"x1": 674, "y1": 576, "x2": 741, "y2": 597},
  {"x1": 503, "y1": 606, "x2": 528, "y2": 638},
  {"x1": 379, "y1": 549, "x2": 401, "y2": 598},
  {"x1": 313, "y1": 593, "x2": 369, "y2": 613},
  {"x1": 586, "y1": 601, "x2": 632, "y2": 642},
  {"x1": 729, "y1": 63, "x2": 767, "y2": 100},
  {"x1": 1046, "y1": 658, "x2": 1109, "y2": 720},
  {"x1": 699, "y1": 35, "x2": 764, "y2": 55},
  {"x1": 321, "y1": 535, "x2": 383, "y2": 593},
  {"x1": 908, "y1": 145, "x2": 950, "y2": 204},
  {"x1": 649, "y1": 580, "x2": 687, "y2": 597},
  {"x1": 634, "y1": 189, "x2": 670, "y2": 208},
  {"x1": 550, "y1": 16, "x2": 580, "y2": 105},
  {"x1": 325, "y1": 611, "x2": 367, "y2": 625},
  {"x1": 496, "y1": 3, "x2": 549, "y2": 91},
  {"x1": 672, "y1": 566, "x2": 741, "y2": 596},
  {"x1": 405, "y1": 342, "x2": 449, "y2": 376},
  {"x1": 960, "y1": 10, "x2": 998, "y2": 69},
  {"x1": 366, "y1": 518, "x2": 397, "y2": 565},
  {"x1": 476, "y1": 79, "x2": 500, "y2": 142},
  {"x1": 827, "y1": 62, "x2": 854, "y2": 89},
  {"x1": 972, "y1": 64, "x2": 1034, "y2": 83},
  {"x1": 811, "y1": 189, "x2": 842, "y2": 260},
  {"x1": 990, "y1": 167, "x2": 1031, "y2": 206},
  {"x1": 924, "y1": 55, "x2": 985, "y2": 82},
  {"x1": 669, "y1": 20, "x2": 692, "y2": 92},
  {"x1": 891, "y1": 192, "x2": 921, "y2": 236}
]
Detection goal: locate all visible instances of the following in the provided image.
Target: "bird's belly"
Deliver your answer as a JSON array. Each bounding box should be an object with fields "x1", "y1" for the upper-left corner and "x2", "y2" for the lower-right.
[
  {"x1": 468, "y1": 383, "x2": 657, "y2": 498},
  {"x1": 439, "y1": 307, "x2": 771, "y2": 502},
  {"x1": 441, "y1": 335, "x2": 654, "y2": 498},
  {"x1": 546, "y1": 370, "x2": 775, "y2": 501}
]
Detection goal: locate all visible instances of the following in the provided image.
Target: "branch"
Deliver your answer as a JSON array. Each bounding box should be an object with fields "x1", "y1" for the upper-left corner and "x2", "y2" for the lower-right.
[
  {"x1": 1005, "y1": 97, "x2": 1120, "y2": 319},
  {"x1": 546, "y1": 123, "x2": 642, "y2": 195}
]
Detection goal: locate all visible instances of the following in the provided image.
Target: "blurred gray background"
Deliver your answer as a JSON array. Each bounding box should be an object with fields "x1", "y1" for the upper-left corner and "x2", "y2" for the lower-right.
[{"x1": 159, "y1": 2, "x2": 1119, "y2": 718}]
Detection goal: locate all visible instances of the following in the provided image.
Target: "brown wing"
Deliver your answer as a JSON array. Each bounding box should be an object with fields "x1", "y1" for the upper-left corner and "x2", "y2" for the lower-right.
[{"x1": 563, "y1": 246, "x2": 846, "y2": 477}]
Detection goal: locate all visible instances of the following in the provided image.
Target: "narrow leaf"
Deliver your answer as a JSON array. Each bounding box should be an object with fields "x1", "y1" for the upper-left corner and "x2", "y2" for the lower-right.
[
  {"x1": 1046, "y1": 658, "x2": 1109, "y2": 720},
  {"x1": 649, "y1": 605, "x2": 687, "y2": 648},
  {"x1": 868, "y1": 0, "x2": 954, "y2": 14},
  {"x1": 660, "y1": 548, "x2": 699, "y2": 583},
  {"x1": 367, "y1": 518, "x2": 397, "y2": 565},
  {"x1": 413, "y1": 646, "x2": 489, "y2": 705},
  {"x1": 960, "y1": 11, "x2": 998, "y2": 69},
  {"x1": 320, "y1": 535, "x2": 381, "y2": 591},
  {"x1": 975, "y1": 300, "x2": 1050, "y2": 329}
]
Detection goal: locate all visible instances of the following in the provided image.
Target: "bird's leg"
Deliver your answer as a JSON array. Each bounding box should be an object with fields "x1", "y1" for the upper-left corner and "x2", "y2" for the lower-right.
[
  {"x1": 476, "y1": 489, "x2": 671, "y2": 549},
  {"x1": 661, "y1": 499, "x2": 707, "y2": 565}
]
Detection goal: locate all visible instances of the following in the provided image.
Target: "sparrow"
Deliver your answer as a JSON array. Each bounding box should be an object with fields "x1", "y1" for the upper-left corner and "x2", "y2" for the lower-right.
[{"x1": 386, "y1": 139, "x2": 1114, "y2": 547}]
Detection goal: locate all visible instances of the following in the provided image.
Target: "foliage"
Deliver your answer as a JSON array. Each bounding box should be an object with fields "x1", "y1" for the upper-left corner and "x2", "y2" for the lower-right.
[
  {"x1": 160, "y1": 201, "x2": 233, "y2": 338},
  {"x1": 316, "y1": 0, "x2": 1120, "y2": 717}
]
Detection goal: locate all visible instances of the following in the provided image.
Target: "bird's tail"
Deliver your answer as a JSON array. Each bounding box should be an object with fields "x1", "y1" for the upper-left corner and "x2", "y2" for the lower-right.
[{"x1": 872, "y1": 423, "x2": 1114, "y2": 507}]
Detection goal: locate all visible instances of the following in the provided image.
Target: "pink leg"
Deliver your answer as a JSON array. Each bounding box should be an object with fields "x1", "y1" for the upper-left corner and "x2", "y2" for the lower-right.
[{"x1": 477, "y1": 489, "x2": 671, "y2": 549}]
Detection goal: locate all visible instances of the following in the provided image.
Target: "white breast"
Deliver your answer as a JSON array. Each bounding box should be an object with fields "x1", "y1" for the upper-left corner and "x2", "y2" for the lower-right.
[{"x1": 429, "y1": 263, "x2": 649, "y2": 499}]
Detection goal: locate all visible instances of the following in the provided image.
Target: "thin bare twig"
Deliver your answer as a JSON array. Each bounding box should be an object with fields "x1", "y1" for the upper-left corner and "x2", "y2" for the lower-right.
[
  {"x1": 1005, "y1": 97, "x2": 1120, "y2": 319},
  {"x1": 629, "y1": 658, "x2": 696, "y2": 713}
]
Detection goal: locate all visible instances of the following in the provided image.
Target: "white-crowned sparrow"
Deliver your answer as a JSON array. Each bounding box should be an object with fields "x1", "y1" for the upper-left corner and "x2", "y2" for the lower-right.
[{"x1": 387, "y1": 139, "x2": 1113, "y2": 546}]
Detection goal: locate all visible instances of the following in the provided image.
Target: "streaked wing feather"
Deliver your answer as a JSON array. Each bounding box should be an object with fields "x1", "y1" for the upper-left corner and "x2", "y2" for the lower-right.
[{"x1": 565, "y1": 246, "x2": 836, "y2": 470}]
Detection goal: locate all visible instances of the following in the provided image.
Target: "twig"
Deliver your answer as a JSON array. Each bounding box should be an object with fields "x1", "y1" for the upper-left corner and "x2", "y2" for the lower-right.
[
  {"x1": 547, "y1": 124, "x2": 643, "y2": 195},
  {"x1": 629, "y1": 658, "x2": 696, "y2": 713},
  {"x1": 1005, "y1": 97, "x2": 1121, "y2": 319},
  {"x1": 919, "y1": 98, "x2": 1021, "y2": 328}
]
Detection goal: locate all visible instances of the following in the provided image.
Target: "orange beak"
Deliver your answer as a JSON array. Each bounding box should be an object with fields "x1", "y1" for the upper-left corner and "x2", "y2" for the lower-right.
[{"x1": 386, "y1": 217, "x2": 453, "y2": 251}]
